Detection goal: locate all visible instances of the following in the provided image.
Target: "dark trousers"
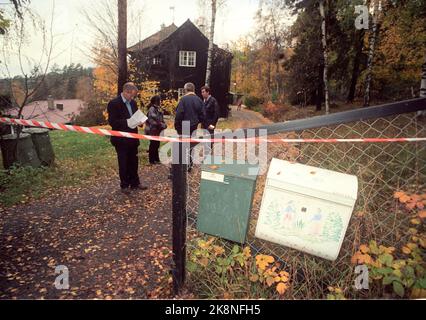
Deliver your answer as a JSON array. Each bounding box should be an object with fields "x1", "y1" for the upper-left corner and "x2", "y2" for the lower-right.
[
  {"x1": 176, "y1": 126, "x2": 197, "y2": 168},
  {"x1": 114, "y1": 144, "x2": 140, "y2": 189},
  {"x1": 149, "y1": 140, "x2": 160, "y2": 163},
  {"x1": 205, "y1": 128, "x2": 214, "y2": 156},
  {"x1": 188, "y1": 127, "x2": 198, "y2": 168}
]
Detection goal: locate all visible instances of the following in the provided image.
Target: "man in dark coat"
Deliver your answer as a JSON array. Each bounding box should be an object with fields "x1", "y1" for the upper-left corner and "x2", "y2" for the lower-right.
[
  {"x1": 174, "y1": 82, "x2": 204, "y2": 170},
  {"x1": 107, "y1": 82, "x2": 147, "y2": 194},
  {"x1": 201, "y1": 85, "x2": 220, "y2": 132},
  {"x1": 201, "y1": 85, "x2": 220, "y2": 155},
  {"x1": 174, "y1": 82, "x2": 205, "y2": 135}
]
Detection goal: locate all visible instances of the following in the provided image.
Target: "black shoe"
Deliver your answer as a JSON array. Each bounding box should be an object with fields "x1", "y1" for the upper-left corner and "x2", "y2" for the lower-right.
[
  {"x1": 120, "y1": 188, "x2": 131, "y2": 195},
  {"x1": 131, "y1": 184, "x2": 148, "y2": 191}
]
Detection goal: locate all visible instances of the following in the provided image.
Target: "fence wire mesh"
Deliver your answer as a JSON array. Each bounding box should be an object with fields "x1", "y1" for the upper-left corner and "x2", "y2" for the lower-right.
[{"x1": 183, "y1": 112, "x2": 425, "y2": 299}]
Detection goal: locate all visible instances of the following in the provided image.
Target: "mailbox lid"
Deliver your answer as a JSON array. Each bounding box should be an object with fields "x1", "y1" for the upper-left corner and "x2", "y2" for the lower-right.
[
  {"x1": 267, "y1": 158, "x2": 358, "y2": 203},
  {"x1": 201, "y1": 156, "x2": 259, "y2": 180}
]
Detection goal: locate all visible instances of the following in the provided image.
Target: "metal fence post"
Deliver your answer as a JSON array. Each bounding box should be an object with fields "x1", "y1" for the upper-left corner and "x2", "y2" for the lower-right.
[{"x1": 171, "y1": 142, "x2": 187, "y2": 295}]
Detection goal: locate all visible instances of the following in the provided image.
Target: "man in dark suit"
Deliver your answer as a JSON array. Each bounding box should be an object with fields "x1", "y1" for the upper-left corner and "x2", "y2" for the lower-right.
[
  {"x1": 201, "y1": 85, "x2": 219, "y2": 133},
  {"x1": 201, "y1": 85, "x2": 220, "y2": 156},
  {"x1": 174, "y1": 82, "x2": 205, "y2": 171},
  {"x1": 107, "y1": 82, "x2": 147, "y2": 194}
]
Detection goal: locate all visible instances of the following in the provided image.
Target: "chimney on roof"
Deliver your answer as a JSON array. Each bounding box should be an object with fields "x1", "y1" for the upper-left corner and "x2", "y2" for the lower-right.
[
  {"x1": 160, "y1": 23, "x2": 166, "y2": 30},
  {"x1": 196, "y1": 17, "x2": 208, "y2": 36},
  {"x1": 47, "y1": 95, "x2": 54, "y2": 110}
]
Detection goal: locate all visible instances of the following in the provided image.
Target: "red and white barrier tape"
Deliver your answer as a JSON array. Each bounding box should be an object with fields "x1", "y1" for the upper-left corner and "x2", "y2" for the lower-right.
[{"x1": 1, "y1": 117, "x2": 425, "y2": 144}]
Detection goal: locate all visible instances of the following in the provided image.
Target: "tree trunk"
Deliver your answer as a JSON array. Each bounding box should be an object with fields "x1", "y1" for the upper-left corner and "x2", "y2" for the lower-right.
[
  {"x1": 117, "y1": 0, "x2": 127, "y2": 96},
  {"x1": 420, "y1": 58, "x2": 426, "y2": 98},
  {"x1": 267, "y1": 56, "x2": 272, "y2": 96},
  {"x1": 205, "y1": 0, "x2": 217, "y2": 86},
  {"x1": 363, "y1": 0, "x2": 380, "y2": 107},
  {"x1": 319, "y1": 0, "x2": 330, "y2": 114},
  {"x1": 316, "y1": 64, "x2": 324, "y2": 111},
  {"x1": 347, "y1": 30, "x2": 365, "y2": 103},
  {"x1": 276, "y1": 60, "x2": 280, "y2": 97},
  {"x1": 418, "y1": 55, "x2": 426, "y2": 117}
]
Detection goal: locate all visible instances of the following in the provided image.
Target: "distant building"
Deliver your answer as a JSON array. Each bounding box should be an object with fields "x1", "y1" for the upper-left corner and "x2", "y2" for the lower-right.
[
  {"x1": 128, "y1": 19, "x2": 233, "y2": 117},
  {"x1": 7, "y1": 97, "x2": 86, "y2": 124}
]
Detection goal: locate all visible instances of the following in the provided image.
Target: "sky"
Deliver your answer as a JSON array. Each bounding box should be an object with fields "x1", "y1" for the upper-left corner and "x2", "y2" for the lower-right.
[{"x1": 1, "y1": 0, "x2": 262, "y2": 76}]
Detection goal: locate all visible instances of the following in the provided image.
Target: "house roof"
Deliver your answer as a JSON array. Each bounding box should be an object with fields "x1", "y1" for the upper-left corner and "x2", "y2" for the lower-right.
[
  {"x1": 128, "y1": 23, "x2": 178, "y2": 53},
  {"x1": 7, "y1": 99, "x2": 85, "y2": 124},
  {"x1": 128, "y1": 19, "x2": 232, "y2": 58}
]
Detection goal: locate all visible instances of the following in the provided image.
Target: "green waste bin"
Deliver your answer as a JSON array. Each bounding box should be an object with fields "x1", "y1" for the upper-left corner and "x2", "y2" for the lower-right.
[
  {"x1": 0, "y1": 133, "x2": 41, "y2": 169},
  {"x1": 23, "y1": 128, "x2": 55, "y2": 166},
  {"x1": 197, "y1": 157, "x2": 259, "y2": 244}
]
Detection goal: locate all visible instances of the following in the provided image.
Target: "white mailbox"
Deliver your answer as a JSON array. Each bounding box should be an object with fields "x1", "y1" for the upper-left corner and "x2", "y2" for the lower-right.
[{"x1": 255, "y1": 158, "x2": 358, "y2": 261}]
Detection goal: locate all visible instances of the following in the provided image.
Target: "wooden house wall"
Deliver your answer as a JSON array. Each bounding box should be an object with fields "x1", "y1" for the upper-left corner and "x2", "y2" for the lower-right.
[{"x1": 130, "y1": 21, "x2": 232, "y2": 117}]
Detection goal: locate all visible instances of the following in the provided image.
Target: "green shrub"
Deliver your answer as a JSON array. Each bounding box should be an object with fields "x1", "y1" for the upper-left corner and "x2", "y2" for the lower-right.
[
  {"x1": 244, "y1": 96, "x2": 264, "y2": 110},
  {"x1": 73, "y1": 101, "x2": 108, "y2": 127}
]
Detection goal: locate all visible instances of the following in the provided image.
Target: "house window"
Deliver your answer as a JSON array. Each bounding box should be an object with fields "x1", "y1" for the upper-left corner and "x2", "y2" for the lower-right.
[
  {"x1": 152, "y1": 56, "x2": 162, "y2": 65},
  {"x1": 179, "y1": 51, "x2": 196, "y2": 67},
  {"x1": 178, "y1": 88, "x2": 184, "y2": 98}
]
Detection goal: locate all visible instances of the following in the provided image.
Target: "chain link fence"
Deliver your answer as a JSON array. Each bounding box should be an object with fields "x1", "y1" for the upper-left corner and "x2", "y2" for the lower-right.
[{"x1": 181, "y1": 110, "x2": 425, "y2": 299}]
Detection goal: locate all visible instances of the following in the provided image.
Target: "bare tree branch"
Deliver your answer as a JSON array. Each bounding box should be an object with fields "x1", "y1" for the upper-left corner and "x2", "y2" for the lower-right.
[{"x1": 0, "y1": 0, "x2": 55, "y2": 119}]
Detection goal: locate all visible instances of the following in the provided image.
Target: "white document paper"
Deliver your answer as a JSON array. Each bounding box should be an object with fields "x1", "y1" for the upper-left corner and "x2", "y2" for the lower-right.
[
  {"x1": 126, "y1": 110, "x2": 148, "y2": 129},
  {"x1": 201, "y1": 171, "x2": 225, "y2": 183}
]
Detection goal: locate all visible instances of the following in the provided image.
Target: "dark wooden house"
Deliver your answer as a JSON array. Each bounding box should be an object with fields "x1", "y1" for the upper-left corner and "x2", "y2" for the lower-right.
[{"x1": 128, "y1": 19, "x2": 233, "y2": 117}]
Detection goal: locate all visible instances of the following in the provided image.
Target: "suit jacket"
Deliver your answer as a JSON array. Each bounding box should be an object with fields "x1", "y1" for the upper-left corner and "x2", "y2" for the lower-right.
[
  {"x1": 174, "y1": 93, "x2": 205, "y2": 135},
  {"x1": 202, "y1": 95, "x2": 219, "y2": 129},
  {"x1": 107, "y1": 95, "x2": 140, "y2": 147}
]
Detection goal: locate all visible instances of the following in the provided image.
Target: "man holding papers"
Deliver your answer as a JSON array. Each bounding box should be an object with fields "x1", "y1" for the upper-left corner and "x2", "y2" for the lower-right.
[{"x1": 107, "y1": 82, "x2": 148, "y2": 194}]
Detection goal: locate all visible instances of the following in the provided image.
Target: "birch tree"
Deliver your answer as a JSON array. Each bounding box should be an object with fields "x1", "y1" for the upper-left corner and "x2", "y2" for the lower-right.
[
  {"x1": 319, "y1": 0, "x2": 329, "y2": 114},
  {"x1": 255, "y1": 0, "x2": 288, "y2": 99},
  {"x1": 204, "y1": 0, "x2": 217, "y2": 86},
  {"x1": 202, "y1": 0, "x2": 227, "y2": 87},
  {"x1": 363, "y1": 0, "x2": 382, "y2": 107},
  {"x1": 419, "y1": 55, "x2": 426, "y2": 117}
]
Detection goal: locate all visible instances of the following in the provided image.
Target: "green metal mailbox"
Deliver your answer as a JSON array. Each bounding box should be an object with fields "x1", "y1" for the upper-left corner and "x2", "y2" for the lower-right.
[{"x1": 197, "y1": 158, "x2": 259, "y2": 244}]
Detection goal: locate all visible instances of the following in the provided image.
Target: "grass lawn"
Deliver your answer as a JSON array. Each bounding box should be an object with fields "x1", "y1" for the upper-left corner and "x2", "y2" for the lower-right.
[
  {"x1": 0, "y1": 129, "x2": 149, "y2": 207},
  {"x1": 216, "y1": 117, "x2": 239, "y2": 130}
]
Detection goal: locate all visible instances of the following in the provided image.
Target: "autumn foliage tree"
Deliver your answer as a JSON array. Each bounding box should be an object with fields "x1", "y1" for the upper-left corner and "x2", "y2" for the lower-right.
[
  {"x1": 231, "y1": 0, "x2": 426, "y2": 117},
  {"x1": 229, "y1": 0, "x2": 289, "y2": 109},
  {"x1": 369, "y1": 0, "x2": 426, "y2": 100}
]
